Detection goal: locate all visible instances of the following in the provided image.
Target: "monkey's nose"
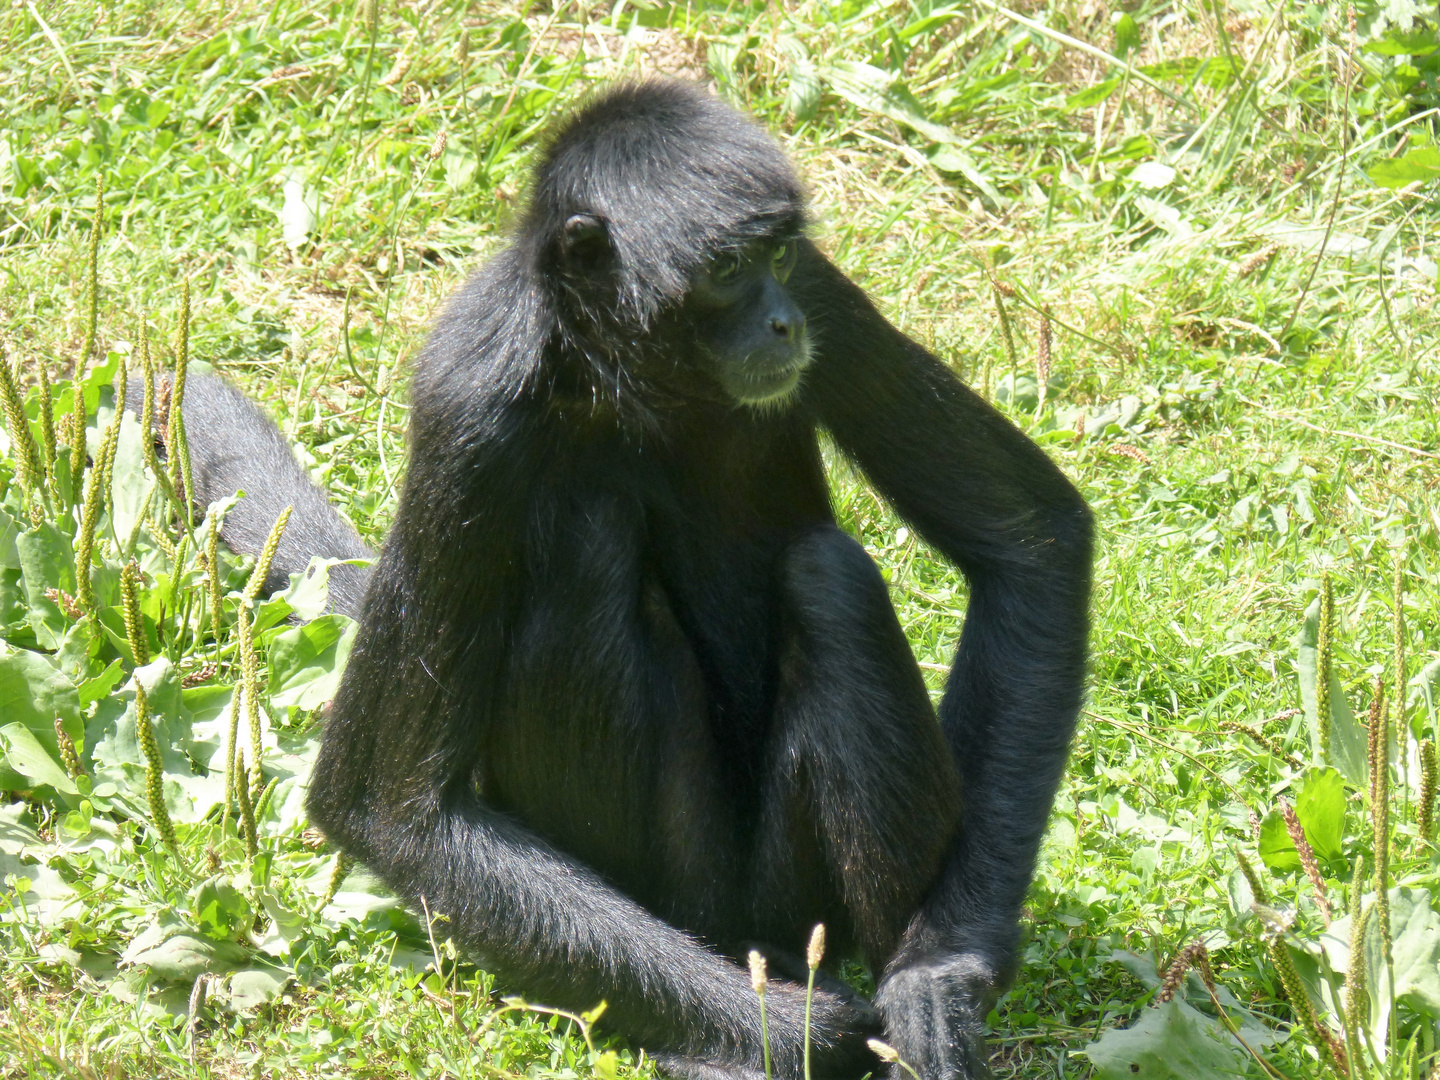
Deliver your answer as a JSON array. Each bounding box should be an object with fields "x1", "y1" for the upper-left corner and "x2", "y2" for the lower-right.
[{"x1": 770, "y1": 314, "x2": 804, "y2": 340}]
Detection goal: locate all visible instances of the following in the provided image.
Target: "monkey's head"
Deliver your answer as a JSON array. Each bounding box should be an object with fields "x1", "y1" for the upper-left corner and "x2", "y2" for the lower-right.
[{"x1": 529, "y1": 80, "x2": 813, "y2": 409}]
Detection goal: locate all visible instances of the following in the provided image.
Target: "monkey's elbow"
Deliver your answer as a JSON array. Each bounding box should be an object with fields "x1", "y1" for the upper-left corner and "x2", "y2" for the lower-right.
[
  {"x1": 1063, "y1": 495, "x2": 1096, "y2": 562},
  {"x1": 1036, "y1": 494, "x2": 1094, "y2": 596}
]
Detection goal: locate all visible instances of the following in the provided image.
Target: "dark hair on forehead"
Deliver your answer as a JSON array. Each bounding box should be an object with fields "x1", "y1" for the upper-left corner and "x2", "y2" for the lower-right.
[{"x1": 527, "y1": 79, "x2": 807, "y2": 323}]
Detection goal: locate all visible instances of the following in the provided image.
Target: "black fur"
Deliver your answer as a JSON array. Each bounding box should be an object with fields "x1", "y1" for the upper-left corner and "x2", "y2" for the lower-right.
[
  {"x1": 185, "y1": 81, "x2": 1093, "y2": 1080},
  {"x1": 179, "y1": 375, "x2": 372, "y2": 617}
]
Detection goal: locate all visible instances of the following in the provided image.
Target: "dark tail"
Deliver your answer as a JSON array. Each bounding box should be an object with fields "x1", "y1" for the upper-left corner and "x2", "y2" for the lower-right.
[{"x1": 163, "y1": 372, "x2": 376, "y2": 618}]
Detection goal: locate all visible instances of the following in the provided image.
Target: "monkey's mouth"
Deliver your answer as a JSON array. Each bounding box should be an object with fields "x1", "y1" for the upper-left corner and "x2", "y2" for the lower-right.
[{"x1": 725, "y1": 341, "x2": 813, "y2": 406}]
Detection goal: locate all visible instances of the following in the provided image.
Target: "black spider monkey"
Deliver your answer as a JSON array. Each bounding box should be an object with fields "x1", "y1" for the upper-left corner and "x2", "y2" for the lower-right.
[{"x1": 179, "y1": 80, "x2": 1092, "y2": 1080}]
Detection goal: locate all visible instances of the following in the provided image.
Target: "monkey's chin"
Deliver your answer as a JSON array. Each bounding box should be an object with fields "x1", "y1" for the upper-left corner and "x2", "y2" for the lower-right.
[
  {"x1": 734, "y1": 367, "x2": 804, "y2": 409},
  {"x1": 724, "y1": 342, "x2": 813, "y2": 410}
]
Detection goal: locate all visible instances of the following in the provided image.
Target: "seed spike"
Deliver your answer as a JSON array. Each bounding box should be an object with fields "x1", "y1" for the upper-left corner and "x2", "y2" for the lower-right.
[
  {"x1": 53, "y1": 718, "x2": 85, "y2": 778},
  {"x1": 136, "y1": 682, "x2": 178, "y2": 851},
  {"x1": 72, "y1": 174, "x2": 104, "y2": 493},
  {"x1": 244, "y1": 505, "x2": 293, "y2": 602},
  {"x1": 36, "y1": 364, "x2": 56, "y2": 492},
  {"x1": 1419, "y1": 739, "x2": 1436, "y2": 843},
  {"x1": 0, "y1": 355, "x2": 43, "y2": 522},
  {"x1": 321, "y1": 851, "x2": 354, "y2": 908},
  {"x1": 119, "y1": 561, "x2": 149, "y2": 664},
  {"x1": 1315, "y1": 573, "x2": 1334, "y2": 761},
  {"x1": 806, "y1": 923, "x2": 825, "y2": 971},
  {"x1": 1268, "y1": 937, "x2": 1347, "y2": 1078},
  {"x1": 235, "y1": 747, "x2": 258, "y2": 860},
  {"x1": 1392, "y1": 545, "x2": 1407, "y2": 745}
]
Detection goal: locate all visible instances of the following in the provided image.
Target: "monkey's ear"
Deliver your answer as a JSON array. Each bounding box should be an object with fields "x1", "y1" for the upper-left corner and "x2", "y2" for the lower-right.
[{"x1": 562, "y1": 213, "x2": 610, "y2": 264}]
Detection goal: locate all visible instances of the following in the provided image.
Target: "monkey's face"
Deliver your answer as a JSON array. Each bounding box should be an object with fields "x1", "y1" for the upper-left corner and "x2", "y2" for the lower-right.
[{"x1": 685, "y1": 238, "x2": 812, "y2": 408}]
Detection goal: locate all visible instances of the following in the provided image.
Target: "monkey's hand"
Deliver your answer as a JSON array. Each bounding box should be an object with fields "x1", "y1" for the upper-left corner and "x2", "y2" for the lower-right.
[{"x1": 874, "y1": 954, "x2": 997, "y2": 1080}]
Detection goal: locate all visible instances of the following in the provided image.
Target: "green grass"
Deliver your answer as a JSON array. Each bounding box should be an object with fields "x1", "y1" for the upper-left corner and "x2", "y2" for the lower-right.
[{"x1": 2, "y1": 0, "x2": 1439, "y2": 1077}]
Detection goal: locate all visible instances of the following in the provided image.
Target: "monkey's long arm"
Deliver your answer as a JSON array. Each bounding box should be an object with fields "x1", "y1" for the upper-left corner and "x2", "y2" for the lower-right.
[{"x1": 795, "y1": 244, "x2": 1093, "y2": 1075}]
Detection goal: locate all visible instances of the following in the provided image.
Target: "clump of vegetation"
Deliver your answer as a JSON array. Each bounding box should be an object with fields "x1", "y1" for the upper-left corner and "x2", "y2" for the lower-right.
[{"x1": 2, "y1": 0, "x2": 1438, "y2": 1077}]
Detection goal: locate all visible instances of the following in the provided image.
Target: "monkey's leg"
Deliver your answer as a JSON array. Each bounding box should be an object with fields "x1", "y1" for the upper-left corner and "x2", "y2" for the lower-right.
[
  {"x1": 752, "y1": 525, "x2": 962, "y2": 970},
  {"x1": 755, "y1": 525, "x2": 990, "y2": 1080}
]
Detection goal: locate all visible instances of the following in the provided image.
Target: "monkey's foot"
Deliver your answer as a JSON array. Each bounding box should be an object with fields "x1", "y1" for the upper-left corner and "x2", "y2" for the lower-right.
[{"x1": 874, "y1": 955, "x2": 996, "y2": 1080}]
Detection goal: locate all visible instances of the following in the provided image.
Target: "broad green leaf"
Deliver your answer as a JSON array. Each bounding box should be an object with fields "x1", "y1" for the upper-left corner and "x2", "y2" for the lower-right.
[
  {"x1": 55, "y1": 617, "x2": 100, "y2": 680},
  {"x1": 256, "y1": 891, "x2": 307, "y2": 957},
  {"x1": 82, "y1": 351, "x2": 120, "y2": 413},
  {"x1": 78, "y1": 659, "x2": 124, "y2": 709},
  {"x1": 1258, "y1": 768, "x2": 1348, "y2": 874},
  {"x1": 1365, "y1": 28, "x2": 1440, "y2": 56},
  {"x1": 191, "y1": 875, "x2": 253, "y2": 940},
  {"x1": 16, "y1": 523, "x2": 76, "y2": 650},
  {"x1": 786, "y1": 55, "x2": 821, "y2": 121},
  {"x1": 0, "y1": 507, "x2": 19, "y2": 569},
  {"x1": 222, "y1": 964, "x2": 292, "y2": 1012},
  {"x1": 0, "y1": 848, "x2": 78, "y2": 922},
  {"x1": 87, "y1": 658, "x2": 223, "y2": 822},
  {"x1": 0, "y1": 568, "x2": 25, "y2": 636},
  {"x1": 823, "y1": 61, "x2": 951, "y2": 139},
  {"x1": 1139, "y1": 58, "x2": 1203, "y2": 82},
  {"x1": 926, "y1": 145, "x2": 1002, "y2": 204},
  {"x1": 267, "y1": 614, "x2": 357, "y2": 710},
  {"x1": 1324, "y1": 888, "x2": 1440, "y2": 1025},
  {"x1": 1294, "y1": 766, "x2": 1346, "y2": 865},
  {"x1": 1198, "y1": 55, "x2": 1238, "y2": 90},
  {"x1": 276, "y1": 556, "x2": 357, "y2": 623},
  {"x1": 122, "y1": 921, "x2": 247, "y2": 981},
  {"x1": 0, "y1": 642, "x2": 81, "y2": 746},
  {"x1": 1413, "y1": 655, "x2": 1440, "y2": 741},
  {"x1": 1368, "y1": 146, "x2": 1440, "y2": 189},
  {"x1": 818, "y1": 56, "x2": 1001, "y2": 206},
  {"x1": 1391, "y1": 889, "x2": 1440, "y2": 1019},
  {"x1": 0, "y1": 722, "x2": 78, "y2": 795},
  {"x1": 1258, "y1": 810, "x2": 1300, "y2": 873},
  {"x1": 109, "y1": 409, "x2": 151, "y2": 549},
  {"x1": 898, "y1": 11, "x2": 960, "y2": 42},
  {"x1": 1084, "y1": 999, "x2": 1250, "y2": 1078}
]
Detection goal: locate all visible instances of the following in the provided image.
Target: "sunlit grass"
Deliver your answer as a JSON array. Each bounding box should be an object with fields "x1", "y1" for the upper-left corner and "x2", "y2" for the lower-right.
[{"x1": 2, "y1": 0, "x2": 1438, "y2": 1076}]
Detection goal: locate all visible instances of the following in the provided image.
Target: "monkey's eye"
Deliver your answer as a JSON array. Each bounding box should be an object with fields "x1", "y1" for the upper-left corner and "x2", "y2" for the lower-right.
[
  {"x1": 712, "y1": 252, "x2": 744, "y2": 283},
  {"x1": 771, "y1": 242, "x2": 795, "y2": 282}
]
